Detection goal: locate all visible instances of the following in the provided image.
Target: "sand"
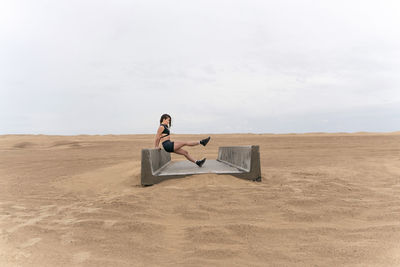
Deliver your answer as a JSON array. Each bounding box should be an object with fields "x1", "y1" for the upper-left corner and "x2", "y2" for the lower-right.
[{"x1": 1, "y1": 133, "x2": 400, "y2": 266}]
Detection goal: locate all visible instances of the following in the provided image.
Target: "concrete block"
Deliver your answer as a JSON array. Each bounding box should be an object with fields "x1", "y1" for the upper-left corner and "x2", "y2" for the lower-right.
[
  {"x1": 141, "y1": 145, "x2": 261, "y2": 186},
  {"x1": 217, "y1": 145, "x2": 261, "y2": 182}
]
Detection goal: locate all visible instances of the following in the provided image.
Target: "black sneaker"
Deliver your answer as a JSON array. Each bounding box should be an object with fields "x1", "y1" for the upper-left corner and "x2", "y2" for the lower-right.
[
  {"x1": 200, "y1": 136, "x2": 211, "y2": 146},
  {"x1": 196, "y1": 158, "x2": 206, "y2": 167}
]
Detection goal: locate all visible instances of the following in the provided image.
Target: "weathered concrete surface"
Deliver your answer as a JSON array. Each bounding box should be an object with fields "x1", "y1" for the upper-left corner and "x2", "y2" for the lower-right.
[
  {"x1": 156, "y1": 160, "x2": 244, "y2": 176},
  {"x1": 141, "y1": 145, "x2": 261, "y2": 186},
  {"x1": 217, "y1": 145, "x2": 261, "y2": 182}
]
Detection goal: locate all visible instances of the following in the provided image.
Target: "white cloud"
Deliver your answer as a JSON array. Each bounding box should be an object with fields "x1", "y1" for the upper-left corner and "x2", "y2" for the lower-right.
[{"x1": 1, "y1": 0, "x2": 399, "y2": 134}]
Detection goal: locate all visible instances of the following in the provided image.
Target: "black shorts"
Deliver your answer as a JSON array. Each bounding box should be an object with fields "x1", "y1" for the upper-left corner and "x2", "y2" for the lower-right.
[{"x1": 162, "y1": 140, "x2": 174, "y2": 153}]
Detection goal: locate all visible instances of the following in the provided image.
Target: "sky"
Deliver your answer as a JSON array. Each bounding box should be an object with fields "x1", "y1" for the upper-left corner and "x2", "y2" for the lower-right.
[{"x1": 1, "y1": 0, "x2": 399, "y2": 135}]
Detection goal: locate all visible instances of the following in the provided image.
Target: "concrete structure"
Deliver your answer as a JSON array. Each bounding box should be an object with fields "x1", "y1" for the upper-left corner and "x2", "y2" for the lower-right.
[{"x1": 141, "y1": 145, "x2": 261, "y2": 186}]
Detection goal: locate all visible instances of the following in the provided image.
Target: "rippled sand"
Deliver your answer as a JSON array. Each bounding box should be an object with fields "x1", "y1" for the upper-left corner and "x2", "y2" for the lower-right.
[{"x1": 1, "y1": 133, "x2": 400, "y2": 266}]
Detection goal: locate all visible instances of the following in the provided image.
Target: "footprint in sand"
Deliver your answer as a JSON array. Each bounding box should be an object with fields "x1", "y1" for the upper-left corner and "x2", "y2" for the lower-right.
[
  {"x1": 73, "y1": 251, "x2": 91, "y2": 264},
  {"x1": 20, "y1": 237, "x2": 42, "y2": 249},
  {"x1": 103, "y1": 220, "x2": 118, "y2": 228},
  {"x1": 12, "y1": 205, "x2": 26, "y2": 210},
  {"x1": 7, "y1": 213, "x2": 50, "y2": 233},
  {"x1": 60, "y1": 232, "x2": 76, "y2": 245}
]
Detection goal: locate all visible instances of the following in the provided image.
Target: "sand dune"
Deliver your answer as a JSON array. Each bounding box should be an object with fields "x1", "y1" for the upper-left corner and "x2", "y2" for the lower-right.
[{"x1": 1, "y1": 133, "x2": 400, "y2": 266}]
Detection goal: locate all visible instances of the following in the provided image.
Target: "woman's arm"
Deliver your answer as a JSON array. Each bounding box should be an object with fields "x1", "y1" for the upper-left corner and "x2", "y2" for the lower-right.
[{"x1": 154, "y1": 126, "x2": 164, "y2": 148}]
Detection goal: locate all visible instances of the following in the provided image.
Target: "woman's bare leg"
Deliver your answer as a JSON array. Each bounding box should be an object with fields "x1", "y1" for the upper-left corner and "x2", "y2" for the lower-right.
[
  {"x1": 173, "y1": 141, "x2": 200, "y2": 152},
  {"x1": 174, "y1": 148, "x2": 196, "y2": 163}
]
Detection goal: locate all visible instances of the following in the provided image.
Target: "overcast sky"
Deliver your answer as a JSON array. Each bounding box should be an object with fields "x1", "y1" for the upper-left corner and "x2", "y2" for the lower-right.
[{"x1": 1, "y1": 0, "x2": 399, "y2": 135}]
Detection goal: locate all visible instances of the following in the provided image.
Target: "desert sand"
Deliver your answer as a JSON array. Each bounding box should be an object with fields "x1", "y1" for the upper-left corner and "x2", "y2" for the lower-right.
[{"x1": 1, "y1": 132, "x2": 400, "y2": 266}]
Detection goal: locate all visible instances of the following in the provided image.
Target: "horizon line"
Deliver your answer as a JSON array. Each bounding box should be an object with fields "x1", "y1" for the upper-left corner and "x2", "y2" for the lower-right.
[{"x1": 1, "y1": 130, "x2": 400, "y2": 137}]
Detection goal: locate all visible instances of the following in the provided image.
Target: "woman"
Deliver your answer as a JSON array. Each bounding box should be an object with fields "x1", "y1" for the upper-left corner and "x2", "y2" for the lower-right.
[{"x1": 154, "y1": 114, "x2": 210, "y2": 167}]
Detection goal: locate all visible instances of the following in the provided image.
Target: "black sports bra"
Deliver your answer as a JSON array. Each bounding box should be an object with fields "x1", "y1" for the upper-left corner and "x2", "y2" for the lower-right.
[{"x1": 160, "y1": 124, "x2": 170, "y2": 138}]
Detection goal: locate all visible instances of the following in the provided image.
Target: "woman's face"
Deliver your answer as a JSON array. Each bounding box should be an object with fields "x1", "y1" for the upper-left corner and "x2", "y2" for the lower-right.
[{"x1": 163, "y1": 117, "x2": 170, "y2": 124}]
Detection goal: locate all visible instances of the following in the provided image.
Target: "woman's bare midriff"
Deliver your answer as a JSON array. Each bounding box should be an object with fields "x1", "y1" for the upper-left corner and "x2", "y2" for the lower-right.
[{"x1": 161, "y1": 136, "x2": 170, "y2": 142}]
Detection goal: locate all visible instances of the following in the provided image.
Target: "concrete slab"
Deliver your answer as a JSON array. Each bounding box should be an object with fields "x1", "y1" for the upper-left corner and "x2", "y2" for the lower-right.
[
  {"x1": 155, "y1": 159, "x2": 244, "y2": 176},
  {"x1": 141, "y1": 145, "x2": 261, "y2": 186}
]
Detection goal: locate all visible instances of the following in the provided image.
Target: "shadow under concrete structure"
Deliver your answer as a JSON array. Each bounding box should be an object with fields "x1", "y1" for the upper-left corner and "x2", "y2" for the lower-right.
[{"x1": 141, "y1": 145, "x2": 261, "y2": 186}]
